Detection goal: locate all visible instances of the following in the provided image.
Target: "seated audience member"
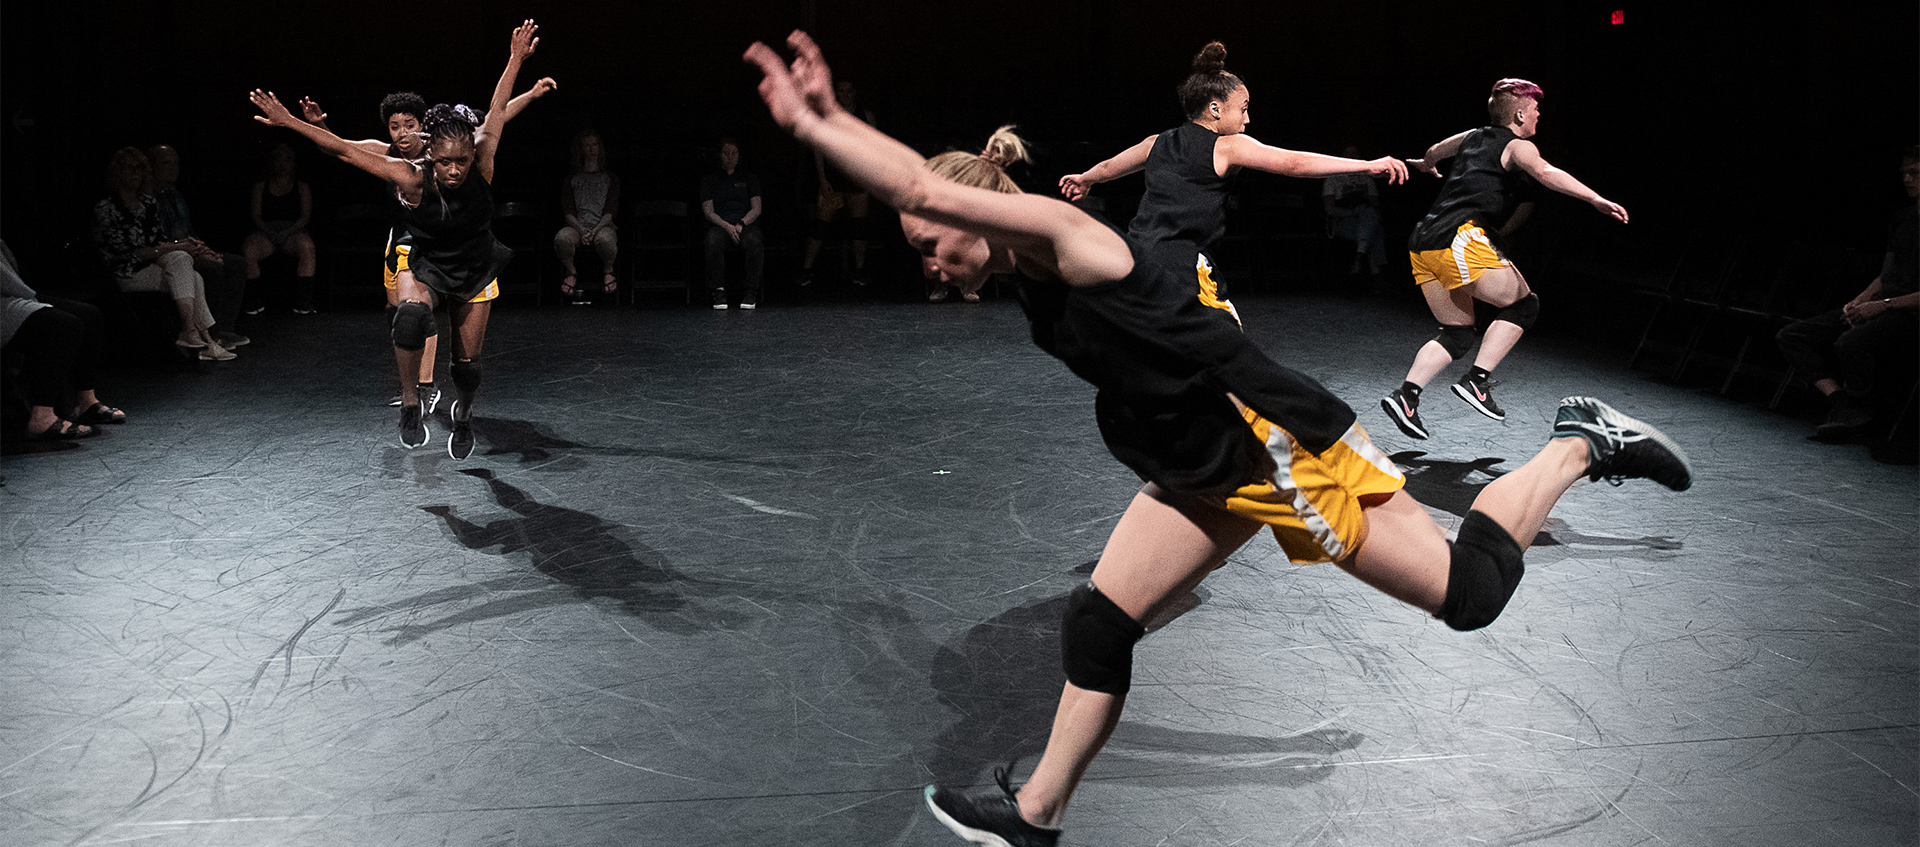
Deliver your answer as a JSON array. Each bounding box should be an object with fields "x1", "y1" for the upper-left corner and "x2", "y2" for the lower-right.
[
  {"x1": 1777, "y1": 147, "x2": 1920, "y2": 442},
  {"x1": 147, "y1": 144, "x2": 249, "y2": 349},
  {"x1": 555, "y1": 129, "x2": 620, "y2": 299},
  {"x1": 699, "y1": 137, "x2": 764, "y2": 310},
  {"x1": 92, "y1": 148, "x2": 235, "y2": 360},
  {"x1": 1322, "y1": 145, "x2": 1388, "y2": 277},
  {"x1": 242, "y1": 143, "x2": 318, "y2": 314},
  {"x1": 1, "y1": 239, "x2": 125, "y2": 440}
]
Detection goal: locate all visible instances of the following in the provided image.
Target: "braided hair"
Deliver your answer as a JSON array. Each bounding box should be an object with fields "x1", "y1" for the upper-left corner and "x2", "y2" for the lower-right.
[{"x1": 422, "y1": 103, "x2": 483, "y2": 151}]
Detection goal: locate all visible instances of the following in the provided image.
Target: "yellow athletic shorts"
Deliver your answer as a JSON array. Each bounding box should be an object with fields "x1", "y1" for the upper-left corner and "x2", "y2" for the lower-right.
[
  {"x1": 1408, "y1": 222, "x2": 1512, "y2": 290},
  {"x1": 1224, "y1": 411, "x2": 1406, "y2": 564},
  {"x1": 383, "y1": 244, "x2": 499, "y2": 303}
]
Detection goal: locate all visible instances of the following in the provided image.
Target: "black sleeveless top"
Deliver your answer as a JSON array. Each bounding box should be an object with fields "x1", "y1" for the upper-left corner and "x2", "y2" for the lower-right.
[
  {"x1": 402, "y1": 172, "x2": 513, "y2": 299},
  {"x1": 1128, "y1": 122, "x2": 1232, "y2": 271},
  {"x1": 1408, "y1": 126, "x2": 1522, "y2": 251},
  {"x1": 1017, "y1": 229, "x2": 1357, "y2": 495}
]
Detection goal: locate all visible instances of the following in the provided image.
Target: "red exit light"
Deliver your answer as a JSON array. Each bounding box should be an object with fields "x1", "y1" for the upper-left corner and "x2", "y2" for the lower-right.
[{"x1": 1611, "y1": 9, "x2": 1624, "y2": 24}]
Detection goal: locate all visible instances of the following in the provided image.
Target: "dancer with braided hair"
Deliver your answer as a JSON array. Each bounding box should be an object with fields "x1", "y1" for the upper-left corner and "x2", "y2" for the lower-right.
[
  {"x1": 1380, "y1": 79, "x2": 1629, "y2": 440},
  {"x1": 250, "y1": 19, "x2": 554, "y2": 458},
  {"x1": 297, "y1": 72, "x2": 553, "y2": 410},
  {"x1": 746, "y1": 32, "x2": 1691, "y2": 847},
  {"x1": 1060, "y1": 41, "x2": 1407, "y2": 321}
]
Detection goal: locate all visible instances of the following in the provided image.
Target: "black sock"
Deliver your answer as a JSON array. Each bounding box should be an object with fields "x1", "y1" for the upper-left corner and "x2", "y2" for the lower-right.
[
  {"x1": 1466, "y1": 366, "x2": 1492, "y2": 384},
  {"x1": 1401, "y1": 381, "x2": 1423, "y2": 397}
]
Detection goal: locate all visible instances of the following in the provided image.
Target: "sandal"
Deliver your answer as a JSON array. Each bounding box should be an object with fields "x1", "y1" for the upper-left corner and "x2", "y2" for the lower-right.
[
  {"x1": 559, "y1": 275, "x2": 578, "y2": 297},
  {"x1": 602, "y1": 272, "x2": 618, "y2": 294},
  {"x1": 73, "y1": 403, "x2": 127, "y2": 425},
  {"x1": 24, "y1": 419, "x2": 96, "y2": 441}
]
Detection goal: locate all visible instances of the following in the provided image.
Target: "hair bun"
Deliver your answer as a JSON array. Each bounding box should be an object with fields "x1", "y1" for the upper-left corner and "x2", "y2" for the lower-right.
[
  {"x1": 979, "y1": 125, "x2": 1033, "y2": 168},
  {"x1": 1192, "y1": 41, "x2": 1228, "y2": 75}
]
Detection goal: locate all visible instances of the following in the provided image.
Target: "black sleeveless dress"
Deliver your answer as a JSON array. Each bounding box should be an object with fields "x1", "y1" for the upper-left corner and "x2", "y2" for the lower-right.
[
  {"x1": 1016, "y1": 227, "x2": 1356, "y2": 495},
  {"x1": 402, "y1": 172, "x2": 513, "y2": 300}
]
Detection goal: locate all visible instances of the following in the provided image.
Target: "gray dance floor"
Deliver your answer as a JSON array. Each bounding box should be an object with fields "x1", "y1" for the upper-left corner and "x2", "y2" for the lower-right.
[{"x1": 4, "y1": 294, "x2": 1914, "y2": 846}]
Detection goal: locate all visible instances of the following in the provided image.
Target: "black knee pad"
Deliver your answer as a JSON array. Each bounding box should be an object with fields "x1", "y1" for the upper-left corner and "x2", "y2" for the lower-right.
[
  {"x1": 1434, "y1": 324, "x2": 1477, "y2": 360},
  {"x1": 1061, "y1": 582, "x2": 1146, "y2": 695},
  {"x1": 450, "y1": 358, "x2": 482, "y2": 395},
  {"x1": 809, "y1": 214, "x2": 835, "y2": 240},
  {"x1": 1494, "y1": 293, "x2": 1541, "y2": 331},
  {"x1": 391, "y1": 300, "x2": 436, "y2": 351},
  {"x1": 1437, "y1": 510, "x2": 1526, "y2": 631}
]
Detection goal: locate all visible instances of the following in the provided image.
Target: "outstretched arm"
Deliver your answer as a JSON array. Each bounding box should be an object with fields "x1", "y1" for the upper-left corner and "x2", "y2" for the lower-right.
[
  {"x1": 297, "y1": 97, "x2": 392, "y2": 156},
  {"x1": 1408, "y1": 130, "x2": 1471, "y2": 177},
  {"x1": 497, "y1": 77, "x2": 557, "y2": 124},
  {"x1": 1504, "y1": 140, "x2": 1627, "y2": 223},
  {"x1": 746, "y1": 32, "x2": 1131, "y2": 286},
  {"x1": 1059, "y1": 135, "x2": 1157, "y2": 200},
  {"x1": 477, "y1": 20, "x2": 542, "y2": 184},
  {"x1": 250, "y1": 90, "x2": 418, "y2": 187},
  {"x1": 1220, "y1": 135, "x2": 1409, "y2": 184}
]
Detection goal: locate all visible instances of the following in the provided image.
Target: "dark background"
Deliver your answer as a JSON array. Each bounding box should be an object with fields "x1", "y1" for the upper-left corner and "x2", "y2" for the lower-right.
[{"x1": 2, "y1": 1, "x2": 1914, "y2": 313}]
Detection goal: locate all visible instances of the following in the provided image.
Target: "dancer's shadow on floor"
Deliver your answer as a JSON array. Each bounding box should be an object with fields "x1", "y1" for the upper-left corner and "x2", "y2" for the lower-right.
[
  {"x1": 467, "y1": 414, "x2": 792, "y2": 467},
  {"x1": 923, "y1": 592, "x2": 1363, "y2": 790},
  {"x1": 337, "y1": 468, "x2": 748, "y2": 644},
  {"x1": 1392, "y1": 450, "x2": 1682, "y2": 552}
]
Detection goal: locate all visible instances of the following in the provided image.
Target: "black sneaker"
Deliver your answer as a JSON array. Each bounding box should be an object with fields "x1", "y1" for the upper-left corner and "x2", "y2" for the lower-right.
[
  {"x1": 711, "y1": 288, "x2": 729, "y2": 310},
  {"x1": 851, "y1": 267, "x2": 870, "y2": 286},
  {"x1": 1380, "y1": 388, "x2": 1429, "y2": 440},
  {"x1": 420, "y1": 384, "x2": 444, "y2": 417},
  {"x1": 794, "y1": 270, "x2": 813, "y2": 288},
  {"x1": 399, "y1": 404, "x2": 429, "y2": 449},
  {"x1": 387, "y1": 394, "x2": 403, "y2": 407},
  {"x1": 1552, "y1": 396, "x2": 1692, "y2": 491},
  {"x1": 1451, "y1": 374, "x2": 1506, "y2": 420},
  {"x1": 925, "y1": 768, "x2": 1060, "y2": 847},
  {"x1": 447, "y1": 400, "x2": 475, "y2": 460}
]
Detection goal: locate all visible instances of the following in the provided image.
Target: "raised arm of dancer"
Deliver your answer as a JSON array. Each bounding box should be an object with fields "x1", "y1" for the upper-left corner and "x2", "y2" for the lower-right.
[
  {"x1": 249, "y1": 90, "x2": 418, "y2": 188},
  {"x1": 489, "y1": 20, "x2": 539, "y2": 123},
  {"x1": 746, "y1": 32, "x2": 1132, "y2": 287},
  {"x1": 1408, "y1": 130, "x2": 1471, "y2": 176},
  {"x1": 297, "y1": 97, "x2": 392, "y2": 156},
  {"x1": 1059, "y1": 135, "x2": 1157, "y2": 200},
  {"x1": 476, "y1": 24, "x2": 544, "y2": 185},
  {"x1": 1504, "y1": 141, "x2": 1627, "y2": 223},
  {"x1": 497, "y1": 77, "x2": 557, "y2": 125},
  {"x1": 1219, "y1": 135, "x2": 1409, "y2": 183}
]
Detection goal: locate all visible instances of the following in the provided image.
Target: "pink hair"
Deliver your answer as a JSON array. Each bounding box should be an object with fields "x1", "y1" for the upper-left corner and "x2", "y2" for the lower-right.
[{"x1": 1491, "y1": 78, "x2": 1544, "y2": 101}]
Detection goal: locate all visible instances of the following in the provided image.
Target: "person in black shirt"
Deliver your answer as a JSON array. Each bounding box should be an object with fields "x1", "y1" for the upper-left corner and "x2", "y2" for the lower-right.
[
  {"x1": 699, "y1": 138, "x2": 764, "y2": 309},
  {"x1": 1381, "y1": 79, "x2": 1629, "y2": 440},
  {"x1": 1061, "y1": 42, "x2": 1406, "y2": 322},
  {"x1": 747, "y1": 33, "x2": 1691, "y2": 847},
  {"x1": 1776, "y1": 148, "x2": 1920, "y2": 442},
  {"x1": 251, "y1": 20, "x2": 552, "y2": 458}
]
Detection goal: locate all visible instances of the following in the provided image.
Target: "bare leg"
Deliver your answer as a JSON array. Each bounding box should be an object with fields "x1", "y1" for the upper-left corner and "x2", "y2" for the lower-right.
[
  {"x1": 1403, "y1": 280, "x2": 1474, "y2": 386},
  {"x1": 1467, "y1": 267, "x2": 1533, "y2": 373},
  {"x1": 1016, "y1": 486, "x2": 1262, "y2": 827},
  {"x1": 393, "y1": 272, "x2": 435, "y2": 407},
  {"x1": 447, "y1": 297, "x2": 491, "y2": 420},
  {"x1": 420, "y1": 335, "x2": 439, "y2": 386},
  {"x1": 1340, "y1": 437, "x2": 1591, "y2": 614}
]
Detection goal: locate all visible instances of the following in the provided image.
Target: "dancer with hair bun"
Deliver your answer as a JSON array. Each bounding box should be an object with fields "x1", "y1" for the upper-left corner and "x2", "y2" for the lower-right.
[
  {"x1": 250, "y1": 19, "x2": 553, "y2": 458},
  {"x1": 1060, "y1": 41, "x2": 1407, "y2": 321},
  {"x1": 1380, "y1": 79, "x2": 1629, "y2": 440},
  {"x1": 928, "y1": 127, "x2": 1031, "y2": 303},
  {"x1": 746, "y1": 32, "x2": 1691, "y2": 847}
]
